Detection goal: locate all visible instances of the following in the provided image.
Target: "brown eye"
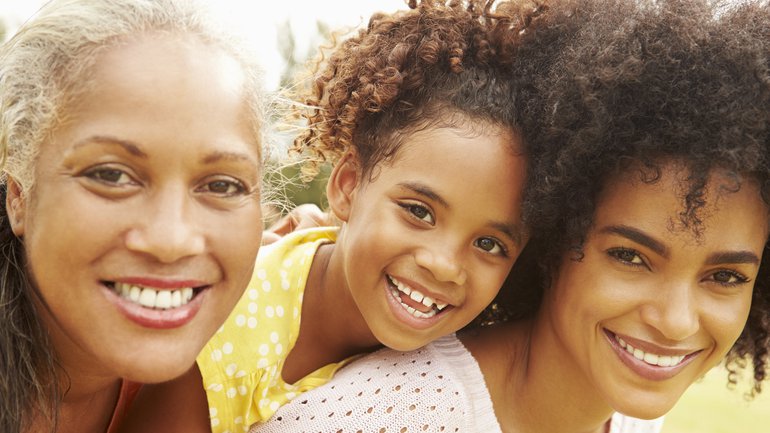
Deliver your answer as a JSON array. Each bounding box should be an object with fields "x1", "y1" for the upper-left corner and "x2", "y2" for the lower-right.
[
  {"x1": 399, "y1": 202, "x2": 435, "y2": 225},
  {"x1": 474, "y1": 237, "x2": 506, "y2": 256},
  {"x1": 711, "y1": 270, "x2": 748, "y2": 285},
  {"x1": 607, "y1": 248, "x2": 644, "y2": 266},
  {"x1": 85, "y1": 167, "x2": 134, "y2": 186},
  {"x1": 410, "y1": 205, "x2": 430, "y2": 220},
  {"x1": 198, "y1": 178, "x2": 247, "y2": 197}
]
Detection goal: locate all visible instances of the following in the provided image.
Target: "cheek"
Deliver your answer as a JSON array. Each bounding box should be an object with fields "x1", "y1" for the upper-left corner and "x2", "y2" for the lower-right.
[
  {"x1": 472, "y1": 265, "x2": 510, "y2": 305},
  {"x1": 209, "y1": 204, "x2": 263, "y2": 273},
  {"x1": 705, "y1": 292, "x2": 753, "y2": 350},
  {"x1": 23, "y1": 192, "x2": 112, "y2": 275}
]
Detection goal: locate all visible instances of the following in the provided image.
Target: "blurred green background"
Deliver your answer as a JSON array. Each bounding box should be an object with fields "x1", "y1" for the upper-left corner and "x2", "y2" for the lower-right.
[{"x1": 663, "y1": 367, "x2": 769, "y2": 432}]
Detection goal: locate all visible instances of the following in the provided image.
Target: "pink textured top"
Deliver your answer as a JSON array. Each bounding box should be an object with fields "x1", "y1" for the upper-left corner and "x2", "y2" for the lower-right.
[{"x1": 250, "y1": 334, "x2": 664, "y2": 432}]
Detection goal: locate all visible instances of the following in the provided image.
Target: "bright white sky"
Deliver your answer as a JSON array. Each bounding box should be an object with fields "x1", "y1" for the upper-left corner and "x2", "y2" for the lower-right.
[{"x1": 0, "y1": 0, "x2": 403, "y2": 90}]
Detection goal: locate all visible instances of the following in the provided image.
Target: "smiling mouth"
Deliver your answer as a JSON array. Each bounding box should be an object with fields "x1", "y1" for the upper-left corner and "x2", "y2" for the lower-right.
[
  {"x1": 106, "y1": 282, "x2": 204, "y2": 310},
  {"x1": 613, "y1": 334, "x2": 688, "y2": 368},
  {"x1": 387, "y1": 275, "x2": 450, "y2": 319}
]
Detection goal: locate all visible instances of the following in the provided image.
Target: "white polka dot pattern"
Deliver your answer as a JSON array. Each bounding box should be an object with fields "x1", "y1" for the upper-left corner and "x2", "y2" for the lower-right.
[{"x1": 197, "y1": 228, "x2": 354, "y2": 433}]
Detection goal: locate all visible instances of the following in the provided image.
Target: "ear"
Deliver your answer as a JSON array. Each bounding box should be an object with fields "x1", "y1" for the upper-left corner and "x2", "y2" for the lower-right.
[
  {"x1": 5, "y1": 176, "x2": 27, "y2": 236},
  {"x1": 326, "y1": 151, "x2": 361, "y2": 223}
]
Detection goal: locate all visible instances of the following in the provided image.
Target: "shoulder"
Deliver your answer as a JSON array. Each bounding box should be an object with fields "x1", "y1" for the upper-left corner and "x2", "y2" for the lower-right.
[
  {"x1": 458, "y1": 321, "x2": 527, "y2": 386},
  {"x1": 251, "y1": 335, "x2": 499, "y2": 432}
]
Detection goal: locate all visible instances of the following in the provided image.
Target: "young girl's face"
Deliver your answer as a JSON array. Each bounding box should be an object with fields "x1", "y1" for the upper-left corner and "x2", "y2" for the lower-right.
[
  {"x1": 7, "y1": 35, "x2": 263, "y2": 382},
  {"x1": 543, "y1": 162, "x2": 768, "y2": 419},
  {"x1": 332, "y1": 123, "x2": 528, "y2": 351}
]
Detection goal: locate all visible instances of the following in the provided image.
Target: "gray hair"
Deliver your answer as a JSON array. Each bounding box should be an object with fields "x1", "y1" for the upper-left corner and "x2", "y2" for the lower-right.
[{"x1": 0, "y1": 0, "x2": 266, "y2": 192}]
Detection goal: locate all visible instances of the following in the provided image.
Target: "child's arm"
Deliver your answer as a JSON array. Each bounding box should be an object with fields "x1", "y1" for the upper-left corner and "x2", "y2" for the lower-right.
[{"x1": 117, "y1": 364, "x2": 211, "y2": 433}]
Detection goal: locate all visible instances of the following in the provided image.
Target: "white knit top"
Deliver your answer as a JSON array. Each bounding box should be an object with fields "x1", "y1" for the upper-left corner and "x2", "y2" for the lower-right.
[{"x1": 250, "y1": 334, "x2": 664, "y2": 433}]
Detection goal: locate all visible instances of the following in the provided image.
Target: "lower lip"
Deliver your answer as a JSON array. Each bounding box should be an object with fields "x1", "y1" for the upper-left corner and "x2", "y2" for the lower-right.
[
  {"x1": 102, "y1": 284, "x2": 206, "y2": 329},
  {"x1": 604, "y1": 330, "x2": 699, "y2": 381},
  {"x1": 383, "y1": 278, "x2": 445, "y2": 330}
]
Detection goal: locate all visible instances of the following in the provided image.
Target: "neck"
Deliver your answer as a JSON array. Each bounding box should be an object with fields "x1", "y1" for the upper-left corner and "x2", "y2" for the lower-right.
[
  {"x1": 283, "y1": 241, "x2": 380, "y2": 383},
  {"x1": 34, "y1": 313, "x2": 123, "y2": 433},
  {"x1": 29, "y1": 305, "x2": 122, "y2": 433},
  {"x1": 467, "y1": 318, "x2": 615, "y2": 433}
]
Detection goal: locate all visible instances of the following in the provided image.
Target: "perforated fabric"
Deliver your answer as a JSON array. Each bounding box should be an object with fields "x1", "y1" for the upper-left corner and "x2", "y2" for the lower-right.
[{"x1": 250, "y1": 335, "x2": 664, "y2": 433}]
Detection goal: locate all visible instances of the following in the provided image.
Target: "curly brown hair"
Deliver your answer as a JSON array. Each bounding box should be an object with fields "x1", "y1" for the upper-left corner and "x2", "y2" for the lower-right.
[
  {"x1": 503, "y1": 0, "x2": 770, "y2": 395},
  {"x1": 291, "y1": 0, "x2": 551, "y2": 180}
]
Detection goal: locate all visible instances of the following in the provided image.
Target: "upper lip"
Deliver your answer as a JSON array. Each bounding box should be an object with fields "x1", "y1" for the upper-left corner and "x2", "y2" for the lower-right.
[
  {"x1": 606, "y1": 330, "x2": 700, "y2": 357},
  {"x1": 106, "y1": 277, "x2": 210, "y2": 289},
  {"x1": 387, "y1": 274, "x2": 456, "y2": 307}
]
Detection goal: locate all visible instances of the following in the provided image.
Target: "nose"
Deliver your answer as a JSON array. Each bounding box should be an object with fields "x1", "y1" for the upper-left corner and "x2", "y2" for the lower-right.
[
  {"x1": 414, "y1": 241, "x2": 467, "y2": 286},
  {"x1": 124, "y1": 187, "x2": 206, "y2": 263},
  {"x1": 640, "y1": 279, "x2": 700, "y2": 341}
]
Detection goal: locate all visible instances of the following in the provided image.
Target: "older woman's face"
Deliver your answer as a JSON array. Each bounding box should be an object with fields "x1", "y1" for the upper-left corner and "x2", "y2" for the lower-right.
[{"x1": 6, "y1": 35, "x2": 263, "y2": 382}]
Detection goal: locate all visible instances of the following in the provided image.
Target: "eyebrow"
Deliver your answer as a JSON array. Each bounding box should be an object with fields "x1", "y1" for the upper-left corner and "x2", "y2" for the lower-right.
[
  {"x1": 73, "y1": 135, "x2": 147, "y2": 158},
  {"x1": 600, "y1": 225, "x2": 668, "y2": 258},
  {"x1": 398, "y1": 181, "x2": 449, "y2": 208},
  {"x1": 398, "y1": 181, "x2": 524, "y2": 245},
  {"x1": 73, "y1": 136, "x2": 258, "y2": 165},
  {"x1": 601, "y1": 224, "x2": 760, "y2": 265},
  {"x1": 201, "y1": 150, "x2": 258, "y2": 165},
  {"x1": 705, "y1": 251, "x2": 760, "y2": 266}
]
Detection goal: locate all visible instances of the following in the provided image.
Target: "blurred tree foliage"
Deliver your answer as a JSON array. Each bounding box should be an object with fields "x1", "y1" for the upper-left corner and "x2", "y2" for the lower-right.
[{"x1": 264, "y1": 19, "x2": 335, "y2": 223}]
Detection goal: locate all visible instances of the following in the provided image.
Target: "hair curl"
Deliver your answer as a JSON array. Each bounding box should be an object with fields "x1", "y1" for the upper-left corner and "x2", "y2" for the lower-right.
[
  {"x1": 292, "y1": 0, "x2": 552, "y2": 180},
  {"x1": 502, "y1": 0, "x2": 770, "y2": 395}
]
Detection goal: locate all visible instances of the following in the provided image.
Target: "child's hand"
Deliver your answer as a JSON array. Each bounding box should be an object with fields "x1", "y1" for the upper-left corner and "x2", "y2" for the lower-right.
[{"x1": 262, "y1": 204, "x2": 331, "y2": 245}]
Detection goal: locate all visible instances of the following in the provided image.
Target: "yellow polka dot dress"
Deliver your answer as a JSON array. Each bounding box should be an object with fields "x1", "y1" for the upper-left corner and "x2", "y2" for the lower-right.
[{"x1": 197, "y1": 227, "x2": 353, "y2": 433}]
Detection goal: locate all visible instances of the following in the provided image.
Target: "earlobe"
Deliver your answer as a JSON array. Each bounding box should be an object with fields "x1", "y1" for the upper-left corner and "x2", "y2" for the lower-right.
[
  {"x1": 326, "y1": 151, "x2": 361, "y2": 222},
  {"x1": 5, "y1": 177, "x2": 27, "y2": 236}
]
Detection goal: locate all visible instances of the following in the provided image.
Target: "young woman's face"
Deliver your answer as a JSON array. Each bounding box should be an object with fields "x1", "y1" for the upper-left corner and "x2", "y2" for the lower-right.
[
  {"x1": 544, "y1": 163, "x2": 768, "y2": 419},
  {"x1": 335, "y1": 124, "x2": 528, "y2": 351},
  {"x1": 7, "y1": 35, "x2": 263, "y2": 382}
]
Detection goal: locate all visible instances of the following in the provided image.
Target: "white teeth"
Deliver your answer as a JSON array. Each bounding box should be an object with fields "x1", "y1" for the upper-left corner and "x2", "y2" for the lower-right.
[
  {"x1": 389, "y1": 287, "x2": 434, "y2": 319},
  {"x1": 138, "y1": 289, "x2": 156, "y2": 308},
  {"x1": 155, "y1": 291, "x2": 172, "y2": 309},
  {"x1": 387, "y1": 275, "x2": 450, "y2": 316},
  {"x1": 643, "y1": 353, "x2": 659, "y2": 365},
  {"x1": 388, "y1": 287, "x2": 437, "y2": 319},
  {"x1": 615, "y1": 335, "x2": 686, "y2": 367},
  {"x1": 171, "y1": 290, "x2": 182, "y2": 308},
  {"x1": 113, "y1": 282, "x2": 195, "y2": 310},
  {"x1": 409, "y1": 290, "x2": 424, "y2": 303}
]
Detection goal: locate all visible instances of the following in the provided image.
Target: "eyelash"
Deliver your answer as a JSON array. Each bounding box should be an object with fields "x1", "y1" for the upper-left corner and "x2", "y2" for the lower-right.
[
  {"x1": 82, "y1": 166, "x2": 249, "y2": 198},
  {"x1": 708, "y1": 269, "x2": 751, "y2": 287},
  {"x1": 607, "y1": 247, "x2": 646, "y2": 268},
  {"x1": 196, "y1": 178, "x2": 249, "y2": 197},
  {"x1": 398, "y1": 202, "x2": 435, "y2": 225},
  {"x1": 397, "y1": 201, "x2": 508, "y2": 257},
  {"x1": 83, "y1": 166, "x2": 137, "y2": 186},
  {"x1": 607, "y1": 248, "x2": 752, "y2": 287},
  {"x1": 474, "y1": 237, "x2": 509, "y2": 257}
]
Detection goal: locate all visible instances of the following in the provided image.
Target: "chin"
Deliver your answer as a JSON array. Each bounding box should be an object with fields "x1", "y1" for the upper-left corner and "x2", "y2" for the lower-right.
[
  {"x1": 612, "y1": 398, "x2": 677, "y2": 421},
  {"x1": 121, "y1": 358, "x2": 197, "y2": 384},
  {"x1": 109, "y1": 338, "x2": 205, "y2": 384},
  {"x1": 379, "y1": 334, "x2": 430, "y2": 352}
]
